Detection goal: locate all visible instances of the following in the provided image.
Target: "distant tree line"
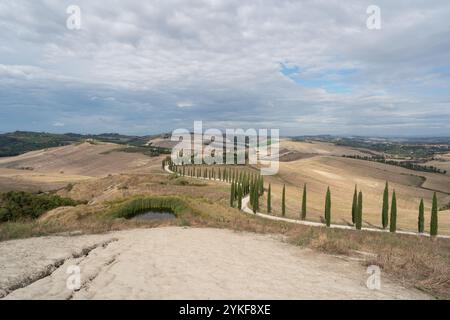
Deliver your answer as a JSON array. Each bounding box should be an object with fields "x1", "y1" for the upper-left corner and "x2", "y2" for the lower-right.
[{"x1": 342, "y1": 155, "x2": 447, "y2": 174}]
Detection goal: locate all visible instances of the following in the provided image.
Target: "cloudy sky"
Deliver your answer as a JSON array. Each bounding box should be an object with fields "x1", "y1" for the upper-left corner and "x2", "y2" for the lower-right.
[{"x1": 0, "y1": 0, "x2": 449, "y2": 136}]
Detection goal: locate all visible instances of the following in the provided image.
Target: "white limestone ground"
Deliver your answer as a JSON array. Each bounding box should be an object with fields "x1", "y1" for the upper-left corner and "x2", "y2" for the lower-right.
[{"x1": 0, "y1": 227, "x2": 429, "y2": 300}]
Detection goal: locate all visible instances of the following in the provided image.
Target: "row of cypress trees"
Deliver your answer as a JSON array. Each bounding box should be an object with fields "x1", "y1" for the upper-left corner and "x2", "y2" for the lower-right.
[
  {"x1": 164, "y1": 159, "x2": 440, "y2": 236},
  {"x1": 271, "y1": 181, "x2": 440, "y2": 236},
  {"x1": 379, "y1": 181, "x2": 439, "y2": 235}
]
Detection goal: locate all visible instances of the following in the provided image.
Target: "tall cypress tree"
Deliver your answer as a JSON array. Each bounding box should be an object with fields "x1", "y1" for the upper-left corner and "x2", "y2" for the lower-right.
[
  {"x1": 252, "y1": 183, "x2": 258, "y2": 213},
  {"x1": 267, "y1": 183, "x2": 272, "y2": 214},
  {"x1": 230, "y1": 182, "x2": 235, "y2": 207},
  {"x1": 238, "y1": 184, "x2": 243, "y2": 210},
  {"x1": 351, "y1": 185, "x2": 357, "y2": 225},
  {"x1": 418, "y1": 198, "x2": 424, "y2": 233},
  {"x1": 390, "y1": 190, "x2": 397, "y2": 233},
  {"x1": 281, "y1": 184, "x2": 286, "y2": 217},
  {"x1": 255, "y1": 185, "x2": 259, "y2": 211},
  {"x1": 430, "y1": 192, "x2": 438, "y2": 236},
  {"x1": 301, "y1": 184, "x2": 307, "y2": 220},
  {"x1": 356, "y1": 191, "x2": 363, "y2": 230},
  {"x1": 324, "y1": 187, "x2": 331, "y2": 227},
  {"x1": 382, "y1": 181, "x2": 389, "y2": 229},
  {"x1": 260, "y1": 176, "x2": 264, "y2": 195}
]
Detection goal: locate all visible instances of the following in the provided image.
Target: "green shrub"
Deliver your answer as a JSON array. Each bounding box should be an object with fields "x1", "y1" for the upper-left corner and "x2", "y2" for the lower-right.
[{"x1": 0, "y1": 191, "x2": 81, "y2": 222}]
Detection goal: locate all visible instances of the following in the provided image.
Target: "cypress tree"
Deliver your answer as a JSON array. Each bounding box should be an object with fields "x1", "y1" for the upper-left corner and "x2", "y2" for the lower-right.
[
  {"x1": 260, "y1": 176, "x2": 264, "y2": 195},
  {"x1": 382, "y1": 181, "x2": 389, "y2": 229},
  {"x1": 252, "y1": 184, "x2": 258, "y2": 213},
  {"x1": 418, "y1": 198, "x2": 424, "y2": 233},
  {"x1": 351, "y1": 185, "x2": 357, "y2": 225},
  {"x1": 281, "y1": 184, "x2": 286, "y2": 217},
  {"x1": 238, "y1": 184, "x2": 243, "y2": 209},
  {"x1": 356, "y1": 191, "x2": 363, "y2": 230},
  {"x1": 301, "y1": 184, "x2": 307, "y2": 220},
  {"x1": 230, "y1": 183, "x2": 235, "y2": 207},
  {"x1": 430, "y1": 192, "x2": 438, "y2": 236},
  {"x1": 324, "y1": 187, "x2": 331, "y2": 227},
  {"x1": 390, "y1": 190, "x2": 397, "y2": 233},
  {"x1": 254, "y1": 185, "x2": 259, "y2": 211},
  {"x1": 267, "y1": 183, "x2": 272, "y2": 213}
]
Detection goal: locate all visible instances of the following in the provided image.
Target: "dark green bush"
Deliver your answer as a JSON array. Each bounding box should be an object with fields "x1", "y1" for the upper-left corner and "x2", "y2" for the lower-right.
[{"x1": 0, "y1": 191, "x2": 81, "y2": 222}]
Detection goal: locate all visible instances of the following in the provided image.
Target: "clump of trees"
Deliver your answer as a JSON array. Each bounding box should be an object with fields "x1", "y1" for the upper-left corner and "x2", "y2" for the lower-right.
[{"x1": 0, "y1": 191, "x2": 82, "y2": 222}]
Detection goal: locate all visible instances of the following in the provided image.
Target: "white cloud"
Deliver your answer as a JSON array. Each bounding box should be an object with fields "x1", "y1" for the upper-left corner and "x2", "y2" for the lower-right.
[{"x1": 0, "y1": 0, "x2": 449, "y2": 135}]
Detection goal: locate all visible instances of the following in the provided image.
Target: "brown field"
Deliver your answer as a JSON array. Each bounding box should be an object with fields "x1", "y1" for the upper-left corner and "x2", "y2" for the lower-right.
[
  {"x1": 279, "y1": 139, "x2": 377, "y2": 157},
  {"x1": 0, "y1": 142, "x2": 164, "y2": 192}
]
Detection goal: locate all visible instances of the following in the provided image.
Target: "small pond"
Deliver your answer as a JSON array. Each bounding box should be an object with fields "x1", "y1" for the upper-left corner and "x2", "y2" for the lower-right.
[{"x1": 132, "y1": 211, "x2": 176, "y2": 221}]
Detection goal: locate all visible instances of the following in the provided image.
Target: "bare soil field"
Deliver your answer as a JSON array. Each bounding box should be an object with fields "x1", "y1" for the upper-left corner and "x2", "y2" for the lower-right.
[
  {"x1": 280, "y1": 139, "x2": 375, "y2": 157},
  {"x1": 0, "y1": 227, "x2": 429, "y2": 300},
  {"x1": 0, "y1": 142, "x2": 164, "y2": 192},
  {"x1": 0, "y1": 142, "x2": 163, "y2": 177}
]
